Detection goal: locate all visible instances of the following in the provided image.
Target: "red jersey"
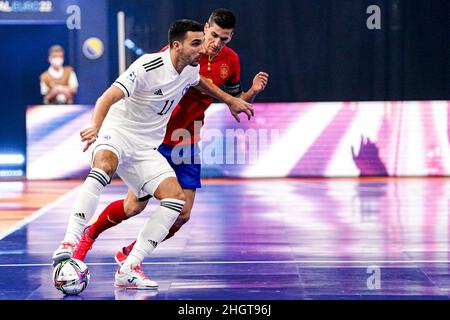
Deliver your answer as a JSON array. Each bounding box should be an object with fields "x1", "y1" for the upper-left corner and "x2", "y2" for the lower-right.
[{"x1": 162, "y1": 46, "x2": 241, "y2": 146}]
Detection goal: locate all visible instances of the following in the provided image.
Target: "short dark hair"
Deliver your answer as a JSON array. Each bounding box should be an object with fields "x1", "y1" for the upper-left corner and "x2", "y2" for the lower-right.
[
  {"x1": 49, "y1": 44, "x2": 64, "y2": 56},
  {"x1": 208, "y1": 8, "x2": 236, "y2": 29},
  {"x1": 168, "y1": 19, "x2": 204, "y2": 48}
]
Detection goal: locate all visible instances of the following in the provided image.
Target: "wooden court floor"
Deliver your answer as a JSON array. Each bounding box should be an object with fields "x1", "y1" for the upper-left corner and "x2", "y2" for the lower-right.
[{"x1": 0, "y1": 177, "x2": 449, "y2": 300}]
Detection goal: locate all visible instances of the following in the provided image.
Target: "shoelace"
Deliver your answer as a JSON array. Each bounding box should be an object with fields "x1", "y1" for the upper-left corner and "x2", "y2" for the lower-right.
[
  {"x1": 61, "y1": 242, "x2": 75, "y2": 249},
  {"x1": 133, "y1": 265, "x2": 149, "y2": 280}
]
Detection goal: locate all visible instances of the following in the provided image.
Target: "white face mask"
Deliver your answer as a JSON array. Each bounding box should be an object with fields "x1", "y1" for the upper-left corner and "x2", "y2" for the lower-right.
[{"x1": 50, "y1": 57, "x2": 64, "y2": 68}]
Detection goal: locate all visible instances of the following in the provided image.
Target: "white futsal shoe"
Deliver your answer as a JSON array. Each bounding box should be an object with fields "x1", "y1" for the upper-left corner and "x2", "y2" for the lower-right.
[
  {"x1": 52, "y1": 241, "x2": 76, "y2": 266},
  {"x1": 114, "y1": 264, "x2": 158, "y2": 289}
]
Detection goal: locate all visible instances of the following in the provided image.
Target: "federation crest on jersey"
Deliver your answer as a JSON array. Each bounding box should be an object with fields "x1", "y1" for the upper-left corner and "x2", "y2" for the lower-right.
[
  {"x1": 220, "y1": 64, "x2": 229, "y2": 79},
  {"x1": 127, "y1": 71, "x2": 137, "y2": 83}
]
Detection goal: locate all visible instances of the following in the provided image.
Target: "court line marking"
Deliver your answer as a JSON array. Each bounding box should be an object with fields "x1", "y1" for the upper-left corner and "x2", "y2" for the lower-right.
[
  {"x1": 1, "y1": 260, "x2": 450, "y2": 268},
  {"x1": 0, "y1": 186, "x2": 80, "y2": 241}
]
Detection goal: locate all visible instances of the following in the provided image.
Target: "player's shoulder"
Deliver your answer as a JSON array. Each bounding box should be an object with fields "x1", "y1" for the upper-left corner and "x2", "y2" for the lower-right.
[
  {"x1": 129, "y1": 52, "x2": 166, "y2": 75},
  {"x1": 221, "y1": 46, "x2": 240, "y2": 61},
  {"x1": 63, "y1": 66, "x2": 73, "y2": 73},
  {"x1": 159, "y1": 45, "x2": 169, "y2": 53},
  {"x1": 183, "y1": 64, "x2": 200, "y2": 79},
  {"x1": 40, "y1": 70, "x2": 48, "y2": 79},
  {"x1": 137, "y1": 52, "x2": 164, "y2": 66}
]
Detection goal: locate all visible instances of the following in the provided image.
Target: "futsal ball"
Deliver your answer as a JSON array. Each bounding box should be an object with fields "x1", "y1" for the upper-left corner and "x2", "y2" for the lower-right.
[{"x1": 53, "y1": 259, "x2": 90, "y2": 295}]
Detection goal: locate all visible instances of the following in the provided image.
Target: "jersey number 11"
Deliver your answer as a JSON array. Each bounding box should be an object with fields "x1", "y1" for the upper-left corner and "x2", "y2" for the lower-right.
[{"x1": 157, "y1": 100, "x2": 175, "y2": 115}]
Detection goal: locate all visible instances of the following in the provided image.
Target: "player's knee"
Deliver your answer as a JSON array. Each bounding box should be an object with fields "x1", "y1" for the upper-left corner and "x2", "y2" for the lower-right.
[
  {"x1": 93, "y1": 151, "x2": 117, "y2": 178},
  {"x1": 124, "y1": 200, "x2": 144, "y2": 217},
  {"x1": 93, "y1": 161, "x2": 115, "y2": 178},
  {"x1": 153, "y1": 177, "x2": 186, "y2": 201},
  {"x1": 165, "y1": 188, "x2": 186, "y2": 203},
  {"x1": 174, "y1": 189, "x2": 186, "y2": 203}
]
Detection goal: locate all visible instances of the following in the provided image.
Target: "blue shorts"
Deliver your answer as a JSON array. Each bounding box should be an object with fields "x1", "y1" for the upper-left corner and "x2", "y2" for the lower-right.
[{"x1": 158, "y1": 143, "x2": 201, "y2": 189}]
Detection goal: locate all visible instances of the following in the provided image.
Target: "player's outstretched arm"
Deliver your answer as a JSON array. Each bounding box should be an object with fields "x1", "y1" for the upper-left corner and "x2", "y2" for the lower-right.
[
  {"x1": 81, "y1": 85, "x2": 124, "y2": 152},
  {"x1": 238, "y1": 72, "x2": 269, "y2": 103},
  {"x1": 194, "y1": 75, "x2": 254, "y2": 123}
]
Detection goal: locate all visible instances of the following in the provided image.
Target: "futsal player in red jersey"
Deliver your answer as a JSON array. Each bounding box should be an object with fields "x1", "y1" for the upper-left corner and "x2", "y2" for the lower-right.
[{"x1": 73, "y1": 8, "x2": 269, "y2": 266}]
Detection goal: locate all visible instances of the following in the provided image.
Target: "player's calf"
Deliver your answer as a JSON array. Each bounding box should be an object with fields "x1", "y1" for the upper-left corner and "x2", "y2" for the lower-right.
[{"x1": 114, "y1": 210, "x2": 191, "y2": 266}]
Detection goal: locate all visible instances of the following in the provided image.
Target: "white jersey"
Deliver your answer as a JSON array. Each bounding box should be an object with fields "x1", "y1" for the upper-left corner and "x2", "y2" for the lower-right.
[{"x1": 103, "y1": 49, "x2": 200, "y2": 149}]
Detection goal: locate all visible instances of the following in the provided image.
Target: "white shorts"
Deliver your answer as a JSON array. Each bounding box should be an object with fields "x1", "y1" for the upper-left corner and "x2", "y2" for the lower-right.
[{"x1": 89, "y1": 127, "x2": 176, "y2": 198}]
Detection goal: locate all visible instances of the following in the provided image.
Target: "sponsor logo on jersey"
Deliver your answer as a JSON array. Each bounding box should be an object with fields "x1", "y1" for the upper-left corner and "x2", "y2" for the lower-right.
[{"x1": 154, "y1": 88, "x2": 163, "y2": 96}]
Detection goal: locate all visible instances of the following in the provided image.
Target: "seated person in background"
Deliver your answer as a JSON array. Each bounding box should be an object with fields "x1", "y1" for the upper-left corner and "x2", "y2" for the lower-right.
[{"x1": 40, "y1": 45, "x2": 79, "y2": 104}]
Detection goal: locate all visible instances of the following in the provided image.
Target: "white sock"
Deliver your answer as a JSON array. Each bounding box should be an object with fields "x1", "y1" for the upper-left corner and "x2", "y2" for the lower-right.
[
  {"x1": 63, "y1": 168, "x2": 111, "y2": 243},
  {"x1": 121, "y1": 198, "x2": 185, "y2": 270}
]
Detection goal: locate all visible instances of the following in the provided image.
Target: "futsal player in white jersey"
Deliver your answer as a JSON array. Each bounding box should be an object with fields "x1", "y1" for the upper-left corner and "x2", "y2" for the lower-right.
[{"x1": 52, "y1": 19, "x2": 254, "y2": 289}]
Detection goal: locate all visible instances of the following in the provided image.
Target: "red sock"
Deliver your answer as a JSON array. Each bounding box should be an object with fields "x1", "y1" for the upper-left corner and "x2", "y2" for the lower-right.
[
  {"x1": 122, "y1": 239, "x2": 136, "y2": 255},
  {"x1": 88, "y1": 199, "x2": 128, "y2": 239}
]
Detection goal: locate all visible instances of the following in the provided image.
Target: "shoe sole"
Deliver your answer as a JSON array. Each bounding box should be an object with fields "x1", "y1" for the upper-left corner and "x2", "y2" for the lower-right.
[{"x1": 114, "y1": 283, "x2": 158, "y2": 290}]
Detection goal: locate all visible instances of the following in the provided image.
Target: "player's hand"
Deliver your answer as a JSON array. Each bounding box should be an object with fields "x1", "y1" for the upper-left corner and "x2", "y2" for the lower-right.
[
  {"x1": 251, "y1": 72, "x2": 269, "y2": 93},
  {"x1": 80, "y1": 126, "x2": 99, "y2": 152},
  {"x1": 228, "y1": 97, "x2": 254, "y2": 123}
]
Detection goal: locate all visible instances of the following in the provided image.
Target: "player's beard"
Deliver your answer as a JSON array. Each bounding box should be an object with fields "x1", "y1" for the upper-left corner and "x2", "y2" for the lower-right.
[
  {"x1": 189, "y1": 55, "x2": 201, "y2": 67},
  {"x1": 179, "y1": 51, "x2": 200, "y2": 67}
]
